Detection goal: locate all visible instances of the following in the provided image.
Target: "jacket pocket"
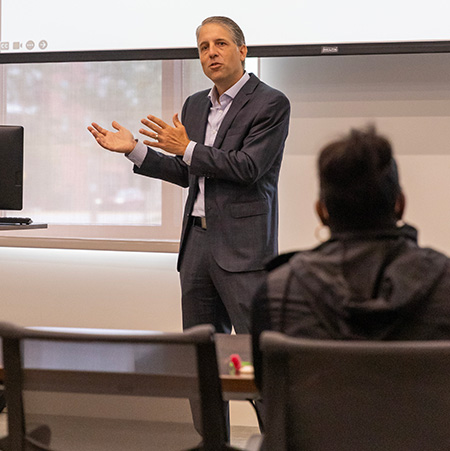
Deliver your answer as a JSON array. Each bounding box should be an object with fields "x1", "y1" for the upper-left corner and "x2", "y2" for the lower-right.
[{"x1": 230, "y1": 199, "x2": 269, "y2": 218}]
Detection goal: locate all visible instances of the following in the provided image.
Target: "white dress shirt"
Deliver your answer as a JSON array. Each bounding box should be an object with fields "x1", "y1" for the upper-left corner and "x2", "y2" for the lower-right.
[{"x1": 127, "y1": 71, "x2": 250, "y2": 217}]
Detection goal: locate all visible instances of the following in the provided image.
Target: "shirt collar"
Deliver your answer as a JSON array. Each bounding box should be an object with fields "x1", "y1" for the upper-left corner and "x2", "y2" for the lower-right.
[{"x1": 208, "y1": 71, "x2": 250, "y2": 105}]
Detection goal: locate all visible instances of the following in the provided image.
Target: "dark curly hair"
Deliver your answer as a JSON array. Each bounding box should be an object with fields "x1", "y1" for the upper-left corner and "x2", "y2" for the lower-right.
[{"x1": 318, "y1": 125, "x2": 402, "y2": 231}]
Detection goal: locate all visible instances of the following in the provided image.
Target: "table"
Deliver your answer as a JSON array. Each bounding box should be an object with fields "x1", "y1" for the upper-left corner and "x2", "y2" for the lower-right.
[
  {"x1": 0, "y1": 223, "x2": 48, "y2": 231},
  {"x1": 0, "y1": 328, "x2": 258, "y2": 401},
  {"x1": 216, "y1": 333, "x2": 258, "y2": 400}
]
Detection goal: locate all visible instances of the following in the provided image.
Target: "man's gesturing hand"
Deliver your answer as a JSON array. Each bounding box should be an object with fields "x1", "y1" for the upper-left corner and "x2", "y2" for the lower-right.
[
  {"x1": 140, "y1": 113, "x2": 190, "y2": 156},
  {"x1": 88, "y1": 121, "x2": 136, "y2": 153}
]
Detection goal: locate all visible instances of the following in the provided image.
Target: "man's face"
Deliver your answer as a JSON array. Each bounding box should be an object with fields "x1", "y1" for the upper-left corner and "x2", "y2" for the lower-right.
[{"x1": 197, "y1": 23, "x2": 247, "y2": 95}]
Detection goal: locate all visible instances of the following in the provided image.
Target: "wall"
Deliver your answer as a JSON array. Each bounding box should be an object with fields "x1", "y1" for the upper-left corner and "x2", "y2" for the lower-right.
[
  {"x1": 263, "y1": 53, "x2": 450, "y2": 253},
  {"x1": 1, "y1": 52, "x2": 450, "y2": 426},
  {"x1": 0, "y1": 248, "x2": 180, "y2": 330}
]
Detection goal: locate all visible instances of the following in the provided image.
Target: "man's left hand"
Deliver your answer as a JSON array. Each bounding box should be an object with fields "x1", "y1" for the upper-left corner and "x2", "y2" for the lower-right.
[{"x1": 140, "y1": 113, "x2": 190, "y2": 156}]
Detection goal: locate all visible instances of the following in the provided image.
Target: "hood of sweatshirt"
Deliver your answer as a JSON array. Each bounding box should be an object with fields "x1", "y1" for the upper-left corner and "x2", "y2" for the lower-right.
[{"x1": 285, "y1": 224, "x2": 449, "y2": 339}]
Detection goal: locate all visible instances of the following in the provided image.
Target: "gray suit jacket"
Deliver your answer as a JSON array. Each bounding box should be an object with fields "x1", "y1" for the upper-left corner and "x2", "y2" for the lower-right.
[{"x1": 134, "y1": 73, "x2": 290, "y2": 272}]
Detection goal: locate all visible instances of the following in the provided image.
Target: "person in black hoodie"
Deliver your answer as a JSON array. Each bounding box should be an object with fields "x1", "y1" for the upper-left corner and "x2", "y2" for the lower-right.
[{"x1": 252, "y1": 125, "x2": 450, "y2": 389}]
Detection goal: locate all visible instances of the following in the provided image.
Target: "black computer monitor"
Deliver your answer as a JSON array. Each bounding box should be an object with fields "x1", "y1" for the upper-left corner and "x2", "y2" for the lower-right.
[{"x1": 0, "y1": 125, "x2": 24, "y2": 211}]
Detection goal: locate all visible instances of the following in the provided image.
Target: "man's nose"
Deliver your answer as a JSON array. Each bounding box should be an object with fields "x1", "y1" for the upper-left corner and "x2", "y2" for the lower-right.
[{"x1": 208, "y1": 44, "x2": 218, "y2": 56}]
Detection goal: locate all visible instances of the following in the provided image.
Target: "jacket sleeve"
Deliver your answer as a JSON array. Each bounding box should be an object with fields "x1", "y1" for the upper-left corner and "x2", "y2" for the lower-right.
[{"x1": 133, "y1": 150, "x2": 189, "y2": 188}]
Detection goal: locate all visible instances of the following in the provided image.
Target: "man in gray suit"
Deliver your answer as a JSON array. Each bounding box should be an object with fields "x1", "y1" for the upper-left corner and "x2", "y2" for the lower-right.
[{"x1": 88, "y1": 16, "x2": 290, "y2": 337}]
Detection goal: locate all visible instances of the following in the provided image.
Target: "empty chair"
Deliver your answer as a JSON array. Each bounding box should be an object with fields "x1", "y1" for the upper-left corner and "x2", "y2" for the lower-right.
[
  {"x1": 259, "y1": 331, "x2": 450, "y2": 451},
  {"x1": 0, "y1": 322, "x2": 240, "y2": 451}
]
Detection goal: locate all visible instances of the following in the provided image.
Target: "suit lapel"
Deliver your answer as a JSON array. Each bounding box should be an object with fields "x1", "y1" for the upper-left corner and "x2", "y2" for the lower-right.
[
  {"x1": 185, "y1": 92, "x2": 211, "y2": 205},
  {"x1": 188, "y1": 93, "x2": 211, "y2": 144},
  {"x1": 213, "y1": 74, "x2": 260, "y2": 148}
]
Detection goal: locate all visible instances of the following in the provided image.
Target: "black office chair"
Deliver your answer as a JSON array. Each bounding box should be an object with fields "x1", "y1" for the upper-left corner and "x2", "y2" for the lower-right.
[
  {"x1": 259, "y1": 331, "x2": 450, "y2": 451},
  {"x1": 0, "y1": 322, "x2": 241, "y2": 451}
]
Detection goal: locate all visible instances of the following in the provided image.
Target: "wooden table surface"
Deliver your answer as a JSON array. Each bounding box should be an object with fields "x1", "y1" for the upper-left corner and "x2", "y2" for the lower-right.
[{"x1": 0, "y1": 329, "x2": 258, "y2": 401}]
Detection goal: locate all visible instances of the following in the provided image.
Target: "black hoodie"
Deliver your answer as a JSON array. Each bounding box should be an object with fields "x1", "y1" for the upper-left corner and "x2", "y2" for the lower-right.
[{"x1": 252, "y1": 224, "x2": 450, "y2": 388}]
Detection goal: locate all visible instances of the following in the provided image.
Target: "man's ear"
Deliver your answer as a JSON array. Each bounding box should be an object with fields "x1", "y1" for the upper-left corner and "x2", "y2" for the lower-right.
[
  {"x1": 395, "y1": 191, "x2": 406, "y2": 221},
  {"x1": 239, "y1": 44, "x2": 248, "y2": 62},
  {"x1": 315, "y1": 199, "x2": 330, "y2": 226}
]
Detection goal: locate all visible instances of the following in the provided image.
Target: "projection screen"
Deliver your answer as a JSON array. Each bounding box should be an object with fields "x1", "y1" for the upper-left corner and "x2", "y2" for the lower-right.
[{"x1": 1, "y1": 0, "x2": 450, "y2": 63}]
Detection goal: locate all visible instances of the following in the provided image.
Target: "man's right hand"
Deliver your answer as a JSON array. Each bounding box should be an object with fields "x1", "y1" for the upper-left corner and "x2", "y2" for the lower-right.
[{"x1": 88, "y1": 121, "x2": 136, "y2": 153}]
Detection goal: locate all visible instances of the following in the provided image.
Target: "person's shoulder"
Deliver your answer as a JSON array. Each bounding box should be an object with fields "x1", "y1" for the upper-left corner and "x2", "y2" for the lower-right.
[
  {"x1": 405, "y1": 236, "x2": 450, "y2": 269},
  {"x1": 263, "y1": 244, "x2": 330, "y2": 287},
  {"x1": 250, "y1": 73, "x2": 289, "y2": 100},
  {"x1": 244, "y1": 75, "x2": 290, "y2": 119},
  {"x1": 264, "y1": 251, "x2": 298, "y2": 272},
  {"x1": 421, "y1": 246, "x2": 450, "y2": 281},
  {"x1": 182, "y1": 89, "x2": 212, "y2": 117}
]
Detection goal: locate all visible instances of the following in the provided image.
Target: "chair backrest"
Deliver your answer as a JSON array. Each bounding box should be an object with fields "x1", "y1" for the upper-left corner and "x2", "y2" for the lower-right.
[
  {"x1": 260, "y1": 331, "x2": 450, "y2": 451},
  {"x1": 0, "y1": 322, "x2": 227, "y2": 451}
]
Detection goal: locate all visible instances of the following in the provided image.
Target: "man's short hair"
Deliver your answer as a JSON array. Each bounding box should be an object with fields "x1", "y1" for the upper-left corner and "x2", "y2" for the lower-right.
[
  {"x1": 318, "y1": 125, "x2": 402, "y2": 231},
  {"x1": 196, "y1": 16, "x2": 246, "y2": 47}
]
